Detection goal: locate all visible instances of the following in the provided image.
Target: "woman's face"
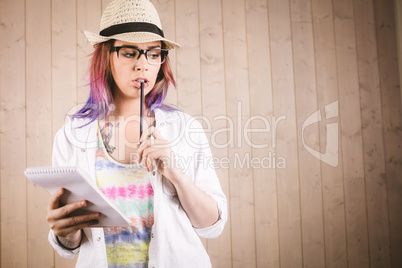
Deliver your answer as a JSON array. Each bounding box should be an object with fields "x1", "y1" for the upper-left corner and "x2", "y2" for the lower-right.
[{"x1": 110, "y1": 40, "x2": 162, "y2": 101}]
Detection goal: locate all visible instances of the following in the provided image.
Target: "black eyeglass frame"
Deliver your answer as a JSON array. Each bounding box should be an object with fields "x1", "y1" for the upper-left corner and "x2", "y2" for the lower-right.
[{"x1": 110, "y1": 46, "x2": 169, "y2": 65}]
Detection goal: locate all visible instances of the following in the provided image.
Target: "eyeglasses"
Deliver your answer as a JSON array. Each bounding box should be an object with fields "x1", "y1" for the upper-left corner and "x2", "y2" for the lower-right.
[{"x1": 110, "y1": 46, "x2": 168, "y2": 65}]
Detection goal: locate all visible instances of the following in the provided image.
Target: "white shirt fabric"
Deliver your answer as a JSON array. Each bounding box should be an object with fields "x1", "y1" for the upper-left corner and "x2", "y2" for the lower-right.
[{"x1": 48, "y1": 108, "x2": 228, "y2": 268}]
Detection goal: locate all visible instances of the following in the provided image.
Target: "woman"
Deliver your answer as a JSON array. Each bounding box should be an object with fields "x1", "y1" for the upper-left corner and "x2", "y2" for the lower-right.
[{"x1": 45, "y1": 0, "x2": 227, "y2": 267}]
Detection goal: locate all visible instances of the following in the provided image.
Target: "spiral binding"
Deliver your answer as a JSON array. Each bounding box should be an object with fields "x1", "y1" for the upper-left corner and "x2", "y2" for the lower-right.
[{"x1": 25, "y1": 167, "x2": 77, "y2": 175}]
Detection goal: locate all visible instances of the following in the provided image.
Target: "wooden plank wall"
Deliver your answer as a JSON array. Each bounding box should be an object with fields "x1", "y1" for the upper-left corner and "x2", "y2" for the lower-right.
[
  {"x1": 0, "y1": 0, "x2": 401, "y2": 267},
  {"x1": 396, "y1": 0, "x2": 402, "y2": 105}
]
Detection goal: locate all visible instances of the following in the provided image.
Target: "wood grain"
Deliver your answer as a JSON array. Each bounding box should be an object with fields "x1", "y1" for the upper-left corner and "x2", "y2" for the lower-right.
[
  {"x1": 311, "y1": 0, "x2": 348, "y2": 267},
  {"x1": 246, "y1": 0, "x2": 280, "y2": 266},
  {"x1": 395, "y1": 0, "x2": 402, "y2": 106},
  {"x1": 198, "y1": 0, "x2": 232, "y2": 266},
  {"x1": 77, "y1": 0, "x2": 102, "y2": 104},
  {"x1": 0, "y1": 0, "x2": 27, "y2": 267},
  {"x1": 152, "y1": 0, "x2": 178, "y2": 106},
  {"x1": 354, "y1": 0, "x2": 392, "y2": 267},
  {"x1": 175, "y1": 0, "x2": 205, "y2": 249},
  {"x1": 291, "y1": 0, "x2": 326, "y2": 267},
  {"x1": 222, "y1": 0, "x2": 256, "y2": 266},
  {"x1": 333, "y1": 0, "x2": 370, "y2": 266},
  {"x1": 373, "y1": 0, "x2": 402, "y2": 267},
  {"x1": 26, "y1": 0, "x2": 54, "y2": 266},
  {"x1": 268, "y1": 0, "x2": 303, "y2": 267},
  {"x1": 174, "y1": 0, "x2": 202, "y2": 116}
]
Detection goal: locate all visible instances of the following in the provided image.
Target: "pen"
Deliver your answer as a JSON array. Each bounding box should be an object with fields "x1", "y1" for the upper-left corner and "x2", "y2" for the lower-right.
[{"x1": 139, "y1": 80, "x2": 144, "y2": 138}]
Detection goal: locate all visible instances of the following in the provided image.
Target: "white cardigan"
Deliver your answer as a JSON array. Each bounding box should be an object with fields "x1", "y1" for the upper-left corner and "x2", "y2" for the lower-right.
[{"x1": 48, "y1": 108, "x2": 227, "y2": 268}]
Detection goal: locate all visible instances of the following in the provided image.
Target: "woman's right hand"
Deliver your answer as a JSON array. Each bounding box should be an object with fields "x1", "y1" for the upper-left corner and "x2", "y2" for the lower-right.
[{"x1": 46, "y1": 188, "x2": 101, "y2": 249}]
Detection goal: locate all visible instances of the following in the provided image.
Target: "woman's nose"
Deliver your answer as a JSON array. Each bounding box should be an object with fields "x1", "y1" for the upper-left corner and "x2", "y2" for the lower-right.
[{"x1": 134, "y1": 54, "x2": 148, "y2": 71}]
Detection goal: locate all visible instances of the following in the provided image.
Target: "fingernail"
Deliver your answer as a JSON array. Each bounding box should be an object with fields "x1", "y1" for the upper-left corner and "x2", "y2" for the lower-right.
[{"x1": 81, "y1": 201, "x2": 86, "y2": 206}]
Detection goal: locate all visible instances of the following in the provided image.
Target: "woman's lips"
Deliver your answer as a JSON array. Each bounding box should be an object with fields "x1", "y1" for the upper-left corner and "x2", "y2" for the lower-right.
[{"x1": 132, "y1": 79, "x2": 149, "y2": 89}]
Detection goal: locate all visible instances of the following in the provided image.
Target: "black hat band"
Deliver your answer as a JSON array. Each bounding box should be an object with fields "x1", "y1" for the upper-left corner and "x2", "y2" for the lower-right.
[{"x1": 100, "y1": 22, "x2": 164, "y2": 37}]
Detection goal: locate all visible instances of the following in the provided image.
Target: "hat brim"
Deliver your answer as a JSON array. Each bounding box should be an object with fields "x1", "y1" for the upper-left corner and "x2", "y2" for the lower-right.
[{"x1": 84, "y1": 31, "x2": 181, "y2": 50}]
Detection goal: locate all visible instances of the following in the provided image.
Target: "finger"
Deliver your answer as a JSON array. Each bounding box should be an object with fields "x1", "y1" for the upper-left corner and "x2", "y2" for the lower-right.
[
  {"x1": 138, "y1": 138, "x2": 169, "y2": 165},
  {"x1": 142, "y1": 152, "x2": 153, "y2": 171},
  {"x1": 143, "y1": 140, "x2": 171, "y2": 166},
  {"x1": 140, "y1": 126, "x2": 164, "y2": 142},
  {"x1": 138, "y1": 139, "x2": 153, "y2": 163},
  {"x1": 64, "y1": 212, "x2": 101, "y2": 228},
  {"x1": 143, "y1": 148, "x2": 159, "y2": 171},
  {"x1": 146, "y1": 157, "x2": 154, "y2": 172},
  {"x1": 137, "y1": 143, "x2": 146, "y2": 164},
  {"x1": 54, "y1": 219, "x2": 100, "y2": 238},
  {"x1": 48, "y1": 188, "x2": 64, "y2": 211},
  {"x1": 50, "y1": 212, "x2": 101, "y2": 235},
  {"x1": 139, "y1": 143, "x2": 155, "y2": 165},
  {"x1": 139, "y1": 126, "x2": 154, "y2": 143},
  {"x1": 138, "y1": 137, "x2": 150, "y2": 151},
  {"x1": 53, "y1": 200, "x2": 88, "y2": 220},
  {"x1": 138, "y1": 138, "x2": 167, "y2": 154},
  {"x1": 149, "y1": 151, "x2": 166, "y2": 171},
  {"x1": 50, "y1": 211, "x2": 100, "y2": 229},
  {"x1": 142, "y1": 156, "x2": 148, "y2": 170},
  {"x1": 150, "y1": 126, "x2": 164, "y2": 139}
]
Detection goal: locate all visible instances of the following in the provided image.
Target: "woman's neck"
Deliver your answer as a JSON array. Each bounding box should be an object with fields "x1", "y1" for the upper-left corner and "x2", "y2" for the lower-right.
[{"x1": 110, "y1": 96, "x2": 149, "y2": 118}]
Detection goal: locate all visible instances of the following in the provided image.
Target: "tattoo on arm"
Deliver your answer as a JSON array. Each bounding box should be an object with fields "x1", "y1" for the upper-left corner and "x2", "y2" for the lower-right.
[
  {"x1": 100, "y1": 122, "x2": 117, "y2": 154},
  {"x1": 57, "y1": 235, "x2": 81, "y2": 250}
]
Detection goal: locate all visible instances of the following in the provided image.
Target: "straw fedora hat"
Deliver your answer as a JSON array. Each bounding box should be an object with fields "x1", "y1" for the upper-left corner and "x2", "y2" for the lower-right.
[{"x1": 84, "y1": 0, "x2": 180, "y2": 49}]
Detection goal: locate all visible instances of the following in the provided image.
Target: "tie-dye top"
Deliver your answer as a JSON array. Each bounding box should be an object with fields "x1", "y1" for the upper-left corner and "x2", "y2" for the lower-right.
[{"x1": 95, "y1": 126, "x2": 154, "y2": 268}]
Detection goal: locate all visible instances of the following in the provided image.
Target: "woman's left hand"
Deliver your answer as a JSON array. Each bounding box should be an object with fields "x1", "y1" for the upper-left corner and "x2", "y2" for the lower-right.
[{"x1": 137, "y1": 126, "x2": 182, "y2": 181}]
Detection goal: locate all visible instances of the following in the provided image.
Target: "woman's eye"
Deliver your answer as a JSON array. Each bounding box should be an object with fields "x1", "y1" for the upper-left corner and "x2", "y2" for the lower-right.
[
  {"x1": 148, "y1": 51, "x2": 161, "y2": 59},
  {"x1": 149, "y1": 54, "x2": 159, "y2": 59},
  {"x1": 122, "y1": 52, "x2": 137, "y2": 58}
]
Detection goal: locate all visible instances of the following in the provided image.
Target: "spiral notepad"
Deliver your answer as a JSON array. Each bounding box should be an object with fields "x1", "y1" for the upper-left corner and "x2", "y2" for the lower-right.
[{"x1": 24, "y1": 166, "x2": 132, "y2": 227}]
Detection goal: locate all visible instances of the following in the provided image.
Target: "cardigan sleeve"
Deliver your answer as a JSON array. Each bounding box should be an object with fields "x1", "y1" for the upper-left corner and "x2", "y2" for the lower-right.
[
  {"x1": 48, "y1": 123, "x2": 81, "y2": 258},
  {"x1": 187, "y1": 119, "x2": 228, "y2": 239}
]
